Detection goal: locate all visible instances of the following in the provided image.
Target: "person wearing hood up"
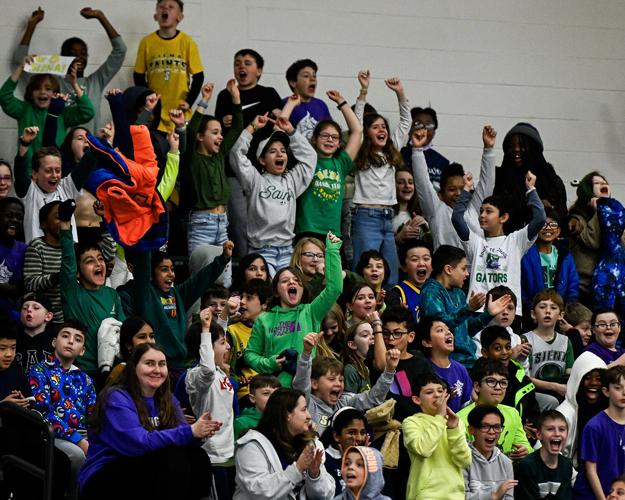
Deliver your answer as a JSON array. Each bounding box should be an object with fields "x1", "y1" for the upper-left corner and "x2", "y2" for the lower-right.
[
  {"x1": 556, "y1": 350, "x2": 608, "y2": 463},
  {"x1": 334, "y1": 446, "x2": 391, "y2": 500},
  {"x1": 464, "y1": 405, "x2": 516, "y2": 500}
]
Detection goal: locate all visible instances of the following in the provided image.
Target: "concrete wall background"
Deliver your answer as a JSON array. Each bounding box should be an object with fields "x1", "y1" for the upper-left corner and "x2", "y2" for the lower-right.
[{"x1": 2, "y1": 0, "x2": 625, "y2": 202}]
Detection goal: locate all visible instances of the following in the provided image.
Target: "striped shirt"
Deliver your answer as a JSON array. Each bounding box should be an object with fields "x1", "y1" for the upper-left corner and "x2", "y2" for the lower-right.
[{"x1": 23, "y1": 237, "x2": 63, "y2": 323}]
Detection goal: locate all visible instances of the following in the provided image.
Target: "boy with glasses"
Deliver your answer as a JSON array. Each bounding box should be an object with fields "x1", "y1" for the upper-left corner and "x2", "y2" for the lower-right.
[
  {"x1": 585, "y1": 308, "x2": 625, "y2": 366},
  {"x1": 464, "y1": 405, "x2": 517, "y2": 500},
  {"x1": 459, "y1": 358, "x2": 533, "y2": 460}
]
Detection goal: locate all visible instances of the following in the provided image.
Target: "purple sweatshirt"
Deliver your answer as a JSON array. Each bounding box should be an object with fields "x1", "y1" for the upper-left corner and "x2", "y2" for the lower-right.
[{"x1": 79, "y1": 387, "x2": 195, "y2": 489}]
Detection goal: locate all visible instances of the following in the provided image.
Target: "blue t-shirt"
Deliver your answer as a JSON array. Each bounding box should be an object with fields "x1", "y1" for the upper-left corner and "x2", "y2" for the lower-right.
[
  {"x1": 584, "y1": 341, "x2": 625, "y2": 365},
  {"x1": 282, "y1": 97, "x2": 331, "y2": 140},
  {"x1": 430, "y1": 359, "x2": 473, "y2": 413},
  {"x1": 574, "y1": 411, "x2": 625, "y2": 499},
  {"x1": 0, "y1": 240, "x2": 26, "y2": 321}
]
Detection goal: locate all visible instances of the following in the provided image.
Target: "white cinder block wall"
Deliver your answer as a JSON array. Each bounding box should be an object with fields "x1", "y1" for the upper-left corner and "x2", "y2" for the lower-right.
[{"x1": 2, "y1": 0, "x2": 625, "y2": 202}]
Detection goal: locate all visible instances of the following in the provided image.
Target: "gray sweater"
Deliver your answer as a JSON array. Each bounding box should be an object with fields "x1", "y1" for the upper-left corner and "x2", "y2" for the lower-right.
[
  {"x1": 229, "y1": 129, "x2": 317, "y2": 248},
  {"x1": 292, "y1": 351, "x2": 395, "y2": 436},
  {"x1": 463, "y1": 442, "x2": 515, "y2": 500}
]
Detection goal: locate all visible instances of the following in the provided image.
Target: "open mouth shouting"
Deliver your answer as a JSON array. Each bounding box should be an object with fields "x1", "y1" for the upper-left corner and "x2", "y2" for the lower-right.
[
  {"x1": 547, "y1": 436, "x2": 563, "y2": 454},
  {"x1": 6, "y1": 223, "x2": 18, "y2": 238}
]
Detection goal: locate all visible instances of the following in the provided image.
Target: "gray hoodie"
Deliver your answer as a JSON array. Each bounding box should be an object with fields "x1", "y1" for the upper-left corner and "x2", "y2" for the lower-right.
[
  {"x1": 229, "y1": 129, "x2": 317, "y2": 248},
  {"x1": 292, "y1": 351, "x2": 395, "y2": 435},
  {"x1": 333, "y1": 446, "x2": 391, "y2": 500},
  {"x1": 463, "y1": 442, "x2": 514, "y2": 500}
]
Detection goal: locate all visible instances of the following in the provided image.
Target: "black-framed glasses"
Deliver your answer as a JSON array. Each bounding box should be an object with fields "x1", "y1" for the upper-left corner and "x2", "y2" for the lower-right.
[
  {"x1": 482, "y1": 377, "x2": 508, "y2": 389},
  {"x1": 318, "y1": 132, "x2": 340, "y2": 142},
  {"x1": 594, "y1": 321, "x2": 621, "y2": 330},
  {"x1": 478, "y1": 423, "x2": 502, "y2": 433},
  {"x1": 381, "y1": 329, "x2": 408, "y2": 339},
  {"x1": 301, "y1": 252, "x2": 324, "y2": 260},
  {"x1": 542, "y1": 221, "x2": 559, "y2": 229},
  {"x1": 413, "y1": 122, "x2": 436, "y2": 131}
]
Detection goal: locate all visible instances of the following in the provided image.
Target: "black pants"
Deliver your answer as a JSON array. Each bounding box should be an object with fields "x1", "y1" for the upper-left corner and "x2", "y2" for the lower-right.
[{"x1": 80, "y1": 446, "x2": 211, "y2": 500}]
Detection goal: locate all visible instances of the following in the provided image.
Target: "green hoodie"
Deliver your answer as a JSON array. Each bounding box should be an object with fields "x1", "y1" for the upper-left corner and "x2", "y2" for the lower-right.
[
  {"x1": 234, "y1": 407, "x2": 261, "y2": 439},
  {"x1": 244, "y1": 238, "x2": 342, "y2": 387}
]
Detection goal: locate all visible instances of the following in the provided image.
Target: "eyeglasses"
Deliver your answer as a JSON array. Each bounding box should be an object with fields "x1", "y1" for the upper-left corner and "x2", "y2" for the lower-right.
[
  {"x1": 381, "y1": 329, "x2": 408, "y2": 339},
  {"x1": 594, "y1": 321, "x2": 621, "y2": 330},
  {"x1": 413, "y1": 122, "x2": 436, "y2": 131},
  {"x1": 482, "y1": 377, "x2": 509, "y2": 389},
  {"x1": 542, "y1": 221, "x2": 559, "y2": 229},
  {"x1": 301, "y1": 252, "x2": 324, "y2": 260},
  {"x1": 0, "y1": 176, "x2": 12, "y2": 182},
  {"x1": 318, "y1": 133, "x2": 341, "y2": 142},
  {"x1": 478, "y1": 424, "x2": 502, "y2": 433}
]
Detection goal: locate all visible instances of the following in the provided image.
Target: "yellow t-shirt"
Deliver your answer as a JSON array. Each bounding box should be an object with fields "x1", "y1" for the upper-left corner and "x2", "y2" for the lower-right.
[
  {"x1": 228, "y1": 322, "x2": 258, "y2": 399},
  {"x1": 134, "y1": 31, "x2": 203, "y2": 131}
]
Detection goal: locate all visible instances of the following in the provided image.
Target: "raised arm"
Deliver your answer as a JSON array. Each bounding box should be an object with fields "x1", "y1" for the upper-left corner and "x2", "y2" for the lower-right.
[
  {"x1": 308, "y1": 233, "x2": 343, "y2": 323},
  {"x1": 229, "y1": 114, "x2": 270, "y2": 190},
  {"x1": 525, "y1": 172, "x2": 547, "y2": 241},
  {"x1": 80, "y1": 7, "x2": 119, "y2": 39},
  {"x1": 469, "y1": 125, "x2": 497, "y2": 210},
  {"x1": 410, "y1": 127, "x2": 439, "y2": 219},
  {"x1": 186, "y1": 309, "x2": 217, "y2": 411},
  {"x1": 326, "y1": 90, "x2": 362, "y2": 160},
  {"x1": 13, "y1": 126, "x2": 38, "y2": 197},
  {"x1": 384, "y1": 78, "x2": 411, "y2": 150},
  {"x1": 353, "y1": 70, "x2": 369, "y2": 124},
  {"x1": 451, "y1": 185, "x2": 473, "y2": 242},
  {"x1": 14, "y1": 8, "x2": 44, "y2": 64}
]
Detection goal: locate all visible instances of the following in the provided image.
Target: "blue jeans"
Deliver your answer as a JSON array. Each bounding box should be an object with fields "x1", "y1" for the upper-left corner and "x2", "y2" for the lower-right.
[
  {"x1": 351, "y1": 206, "x2": 399, "y2": 286},
  {"x1": 250, "y1": 245, "x2": 293, "y2": 278},
  {"x1": 187, "y1": 211, "x2": 228, "y2": 255}
]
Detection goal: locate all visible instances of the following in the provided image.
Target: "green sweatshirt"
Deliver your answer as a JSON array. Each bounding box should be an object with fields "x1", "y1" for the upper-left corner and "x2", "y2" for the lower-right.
[
  {"x1": 133, "y1": 250, "x2": 227, "y2": 368},
  {"x1": 0, "y1": 77, "x2": 95, "y2": 174},
  {"x1": 244, "y1": 238, "x2": 343, "y2": 387},
  {"x1": 59, "y1": 228, "x2": 125, "y2": 372},
  {"x1": 234, "y1": 407, "x2": 261, "y2": 439}
]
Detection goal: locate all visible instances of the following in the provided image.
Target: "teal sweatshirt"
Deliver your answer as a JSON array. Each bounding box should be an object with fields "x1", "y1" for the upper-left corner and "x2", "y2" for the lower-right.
[
  {"x1": 133, "y1": 251, "x2": 227, "y2": 368},
  {"x1": 244, "y1": 238, "x2": 343, "y2": 387}
]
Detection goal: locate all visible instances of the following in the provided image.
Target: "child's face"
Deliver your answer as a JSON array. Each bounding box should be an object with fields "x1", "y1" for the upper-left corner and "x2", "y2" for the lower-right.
[
  {"x1": 342, "y1": 450, "x2": 366, "y2": 493},
  {"x1": 240, "y1": 292, "x2": 264, "y2": 322},
  {"x1": 154, "y1": 0, "x2": 183, "y2": 29},
  {"x1": 592, "y1": 312, "x2": 621, "y2": 349},
  {"x1": 592, "y1": 175, "x2": 611, "y2": 198},
  {"x1": 206, "y1": 296, "x2": 227, "y2": 317},
  {"x1": 362, "y1": 258, "x2": 385, "y2": 289},
  {"x1": 576, "y1": 320, "x2": 593, "y2": 346},
  {"x1": 479, "y1": 203, "x2": 507, "y2": 234},
  {"x1": 259, "y1": 141, "x2": 288, "y2": 175},
  {"x1": 482, "y1": 337, "x2": 513, "y2": 368},
  {"x1": 489, "y1": 300, "x2": 515, "y2": 328},
  {"x1": 401, "y1": 247, "x2": 432, "y2": 287},
  {"x1": 244, "y1": 257, "x2": 268, "y2": 283},
  {"x1": 531, "y1": 299, "x2": 563, "y2": 329},
  {"x1": 348, "y1": 323, "x2": 374, "y2": 359},
  {"x1": 198, "y1": 120, "x2": 223, "y2": 156},
  {"x1": 538, "y1": 218, "x2": 561, "y2": 244},
  {"x1": 334, "y1": 418, "x2": 368, "y2": 449},
  {"x1": 33, "y1": 155, "x2": 62, "y2": 193},
  {"x1": 395, "y1": 170, "x2": 415, "y2": 203},
  {"x1": 153, "y1": 258, "x2": 175, "y2": 293},
  {"x1": 469, "y1": 413, "x2": 503, "y2": 457},
  {"x1": 447, "y1": 257, "x2": 469, "y2": 289},
  {"x1": 276, "y1": 270, "x2": 304, "y2": 308},
  {"x1": 71, "y1": 128, "x2": 89, "y2": 162},
  {"x1": 78, "y1": 249, "x2": 106, "y2": 290},
  {"x1": 382, "y1": 320, "x2": 414, "y2": 353},
  {"x1": 602, "y1": 376, "x2": 625, "y2": 410},
  {"x1": 43, "y1": 204, "x2": 61, "y2": 239},
  {"x1": 476, "y1": 373, "x2": 507, "y2": 405},
  {"x1": 67, "y1": 42, "x2": 88, "y2": 76},
  {"x1": 422, "y1": 320, "x2": 454, "y2": 355},
  {"x1": 0, "y1": 202, "x2": 23, "y2": 242},
  {"x1": 290, "y1": 66, "x2": 317, "y2": 100},
  {"x1": 608, "y1": 480, "x2": 625, "y2": 500},
  {"x1": 536, "y1": 418, "x2": 568, "y2": 456},
  {"x1": 0, "y1": 164, "x2": 13, "y2": 199},
  {"x1": 366, "y1": 117, "x2": 388, "y2": 151},
  {"x1": 53, "y1": 327, "x2": 85, "y2": 362},
  {"x1": 322, "y1": 316, "x2": 339, "y2": 343},
  {"x1": 213, "y1": 334, "x2": 231, "y2": 370},
  {"x1": 581, "y1": 369, "x2": 602, "y2": 404},
  {"x1": 413, "y1": 112, "x2": 436, "y2": 146},
  {"x1": 31, "y1": 78, "x2": 55, "y2": 109},
  {"x1": 312, "y1": 370, "x2": 344, "y2": 405},
  {"x1": 20, "y1": 300, "x2": 52, "y2": 330},
  {"x1": 234, "y1": 54, "x2": 261, "y2": 90},
  {"x1": 313, "y1": 125, "x2": 341, "y2": 158},
  {"x1": 505, "y1": 135, "x2": 525, "y2": 167},
  {"x1": 439, "y1": 175, "x2": 464, "y2": 207},
  {"x1": 0, "y1": 337, "x2": 17, "y2": 370},
  {"x1": 348, "y1": 286, "x2": 376, "y2": 321},
  {"x1": 299, "y1": 242, "x2": 324, "y2": 276},
  {"x1": 412, "y1": 382, "x2": 446, "y2": 416},
  {"x1": 250, "y1": 385, "x2": 277, "y2": 413}
]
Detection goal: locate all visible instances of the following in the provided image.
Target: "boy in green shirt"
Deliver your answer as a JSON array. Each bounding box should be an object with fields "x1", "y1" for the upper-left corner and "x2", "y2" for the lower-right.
[{"x1": 233, "y1": 374, "x2": 280, "y2": 438}]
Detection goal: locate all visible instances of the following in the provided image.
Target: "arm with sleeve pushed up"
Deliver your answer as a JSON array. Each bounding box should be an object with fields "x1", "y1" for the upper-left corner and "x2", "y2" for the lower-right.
[
  {"x1": 286, "y1": 131, "x2": 318, "y2": 197},
  {"x1": 447, "y1": 423, "x2": 472, "y2": 469},
  {"x1": 452, "y1": 190, "x2": 473, "y2": 242},
  {"x1": 229, "y1": 129, "x2": 262, "y2": 192},
  {"x1": 526, "y1": 189, "x2": 547, "y2": 241},
  {"x1": 244, "y1": 320, "x2": 280, "y2": 374},
  {"x1": 402, "y1": 414, "x2": 447, "y2": 458},
  {"x1": 186, "y1": 330, "x2": 216, "y2": 416},
  {"x1": 308, "y1": 238, "x2": 343, "y2": 324},
  {"x1": 100, "y1": 389, "x2": 195, "y2": 456},
  {"x1": 469, "y1": 148, "x2": 497, "y2": 211}
]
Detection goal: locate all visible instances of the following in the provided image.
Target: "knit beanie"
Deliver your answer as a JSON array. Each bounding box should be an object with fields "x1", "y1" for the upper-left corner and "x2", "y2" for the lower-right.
[{"x1": 503, "y1": 122, "x2": 543, "y2": 152}]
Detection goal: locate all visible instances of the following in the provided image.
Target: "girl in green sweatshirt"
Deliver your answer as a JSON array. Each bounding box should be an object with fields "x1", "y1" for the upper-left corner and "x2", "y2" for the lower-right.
[{"x1": 244, "y1": 232, "x2": 343, "y2": 387}]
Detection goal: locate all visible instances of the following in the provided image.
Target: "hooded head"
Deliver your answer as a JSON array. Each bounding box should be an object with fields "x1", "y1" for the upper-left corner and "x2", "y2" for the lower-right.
[{"x1": 340, "y1": 446, "x2": 390, "y2": 500}]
